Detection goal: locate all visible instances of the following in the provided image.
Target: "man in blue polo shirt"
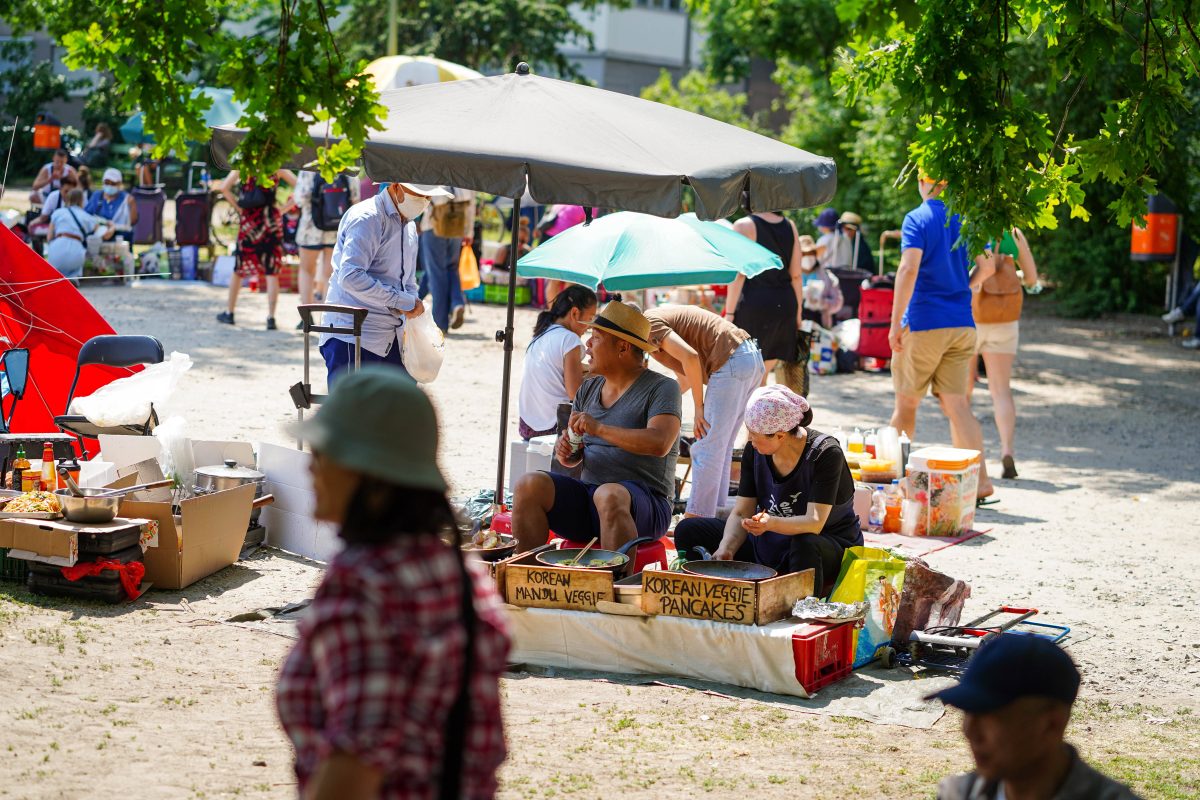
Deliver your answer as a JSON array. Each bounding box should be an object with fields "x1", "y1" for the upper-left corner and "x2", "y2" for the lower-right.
[{"x1": 889, "y1": 174, "x2": 996, "y2": 500}]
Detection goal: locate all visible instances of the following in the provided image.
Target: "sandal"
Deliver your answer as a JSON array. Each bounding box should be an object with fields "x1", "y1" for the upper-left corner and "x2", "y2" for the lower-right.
[
  {"x1": 976, "y1": 496, "x2": 1001, "y2": 508},
  {"x1": 1001, "y1": 455, "x2": 1018, "y2": 480}
]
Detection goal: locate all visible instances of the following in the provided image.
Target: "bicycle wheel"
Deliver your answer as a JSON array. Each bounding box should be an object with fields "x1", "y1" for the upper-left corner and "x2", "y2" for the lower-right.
[{"x1": 209, "y1": 195, "x2": 241, "y2": 248}]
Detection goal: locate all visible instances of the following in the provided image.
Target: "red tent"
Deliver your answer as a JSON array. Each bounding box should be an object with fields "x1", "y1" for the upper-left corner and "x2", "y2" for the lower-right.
[{"x1": 1, "y1": 225, "x2": 129, "y2": 434}]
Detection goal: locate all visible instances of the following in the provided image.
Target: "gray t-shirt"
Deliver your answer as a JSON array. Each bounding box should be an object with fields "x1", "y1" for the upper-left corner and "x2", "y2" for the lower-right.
[{"x1": 573, "y1": 370, "x2": 681, "y2": 499}]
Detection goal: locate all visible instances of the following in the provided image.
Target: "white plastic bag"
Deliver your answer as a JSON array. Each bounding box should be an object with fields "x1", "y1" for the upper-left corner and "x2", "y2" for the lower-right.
[
  {"x1": 402, "y1": 313, "x2": 445, "y2": 383},
  {"x1": 69, "y1": 351, "x2": 193, "y2": 426}
]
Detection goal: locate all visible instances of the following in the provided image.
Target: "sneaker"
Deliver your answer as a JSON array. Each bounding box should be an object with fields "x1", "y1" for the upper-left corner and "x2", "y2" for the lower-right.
[
  {"x1": 1182, "y1": 337, "x2": 1200, "y2": 350},
  {"x1": 216, "y1": 311, "x2": 235, "y2": 325},
  {"x1": 266, "y1": 317, "x2": 277, "y2": 331},
  {"x1": 450, "y1": 304, "x2": 465, "y2": 330},
  {"x1": 1162, "y1": 308, "x2": 1185, "y2": 324}
]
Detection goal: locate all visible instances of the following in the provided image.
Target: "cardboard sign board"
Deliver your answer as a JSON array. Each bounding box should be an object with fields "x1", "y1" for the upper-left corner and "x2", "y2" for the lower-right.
[
  {"x1": 642, "y1": 568, "x2": 815, "y2": 626},
  {"x1": 501, "y1": 551, "x2": 614, "y2": 612},
  {"x1": 122, "y1": 483, "x2": 253, "y2": 590},
  {"x1": 641, "y1": 571, "x2": 757, "y2": 625}
]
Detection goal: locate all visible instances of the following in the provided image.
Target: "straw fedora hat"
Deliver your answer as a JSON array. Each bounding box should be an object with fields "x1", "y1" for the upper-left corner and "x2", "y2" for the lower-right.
[
  {"x1": 837, "y1": 211, "x2": 863, "y2": 228},
  {"x1": 586, "y1": 301, "x2": 658, "y2": 353}
]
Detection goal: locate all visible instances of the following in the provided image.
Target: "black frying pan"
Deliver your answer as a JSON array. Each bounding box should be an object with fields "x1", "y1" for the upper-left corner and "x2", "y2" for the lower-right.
[
  {"x1": 682, "y1": 545, "x2": 777, "y2": 581},
  {"x1": 534, "y1": 536, "x2": 658, "y2": 577}
]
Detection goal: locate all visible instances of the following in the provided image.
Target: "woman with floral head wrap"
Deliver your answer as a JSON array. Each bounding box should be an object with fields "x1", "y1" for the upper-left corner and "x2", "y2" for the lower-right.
[{"x1": 673, "y1": 385, "x2": 862, "y2": 595}]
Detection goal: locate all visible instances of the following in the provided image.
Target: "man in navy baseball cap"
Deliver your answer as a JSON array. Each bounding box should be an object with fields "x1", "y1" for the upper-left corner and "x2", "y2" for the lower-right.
[{"x1": 931, "y1": 635, "x2": 1140, "y2": 799}]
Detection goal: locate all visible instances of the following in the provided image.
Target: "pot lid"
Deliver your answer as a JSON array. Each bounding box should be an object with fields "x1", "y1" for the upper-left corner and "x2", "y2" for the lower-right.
[{"x1": 194, "y1": 458, "x2": 265, "y2": 481}]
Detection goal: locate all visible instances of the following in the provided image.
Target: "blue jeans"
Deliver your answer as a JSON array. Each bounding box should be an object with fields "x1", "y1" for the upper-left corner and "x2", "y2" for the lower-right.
[
  {"x1": 320, "y1": 335, "x2": 408, "y2": 387},
  {"x1": 419, "y1": 231, "x2": 463, "y2": 332},
  {"x1": 686, "y1": 339, "x2": 766, "y2": 516},
  {"x1": 1178, "y1": 282, "x2": 1200, "y2": 330}
]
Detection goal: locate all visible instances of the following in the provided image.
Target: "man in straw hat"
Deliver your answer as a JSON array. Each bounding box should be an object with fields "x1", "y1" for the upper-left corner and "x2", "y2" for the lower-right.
[
  {"x1": 320, "y1": 182, "x2": 452, "y2": 384},
  {"x1": 890, "y1": 172, "x2": 996, "y2": 502},
  {"x1": 512, "y1": 301, "x2": 682, "y2": 553}
]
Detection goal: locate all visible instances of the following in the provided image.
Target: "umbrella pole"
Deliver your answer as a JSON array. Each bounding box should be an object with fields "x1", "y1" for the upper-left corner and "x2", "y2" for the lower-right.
[{"x1": 495, "y1": 196, "x2": 523, "y2": 505}]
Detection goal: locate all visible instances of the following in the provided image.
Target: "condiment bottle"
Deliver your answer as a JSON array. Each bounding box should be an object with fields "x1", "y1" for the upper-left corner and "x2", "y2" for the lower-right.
[
  {"x1": 898, "y1": 431, "x2": 911, "y2": 476},
  {"x1": 39, "y1": 442, "x2": 56, "y2": 492},
  {"x1": 848, "y1": 428, "x2": 865, "y2": 453},
  {"x1": 864, "y1": 429, "x2": 878, "y2": 458},
  {"x1": 883, "y1": 480, "x2": 902, "y2": 533},
  {"x1": 61, "y1": 457, "x2": 81, "y2": 489},
  {"x1": 11, "y1": 445, "x2": 29, "y2": 491}
]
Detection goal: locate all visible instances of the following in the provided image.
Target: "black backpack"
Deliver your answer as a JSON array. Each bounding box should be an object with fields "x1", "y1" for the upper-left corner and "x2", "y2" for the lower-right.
[
  {"x1": 237, "y1": 178, "x2": 273, "y2": 209},
  {"x1": 311, "y1": 174, "x2": 351, "y2": 231}
]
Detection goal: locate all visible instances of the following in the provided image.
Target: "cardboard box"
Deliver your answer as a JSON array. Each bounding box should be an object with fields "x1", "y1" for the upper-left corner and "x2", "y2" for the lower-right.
[
  {"x1": 121, "y1": 483, "x2": 254, "y2": 590},
  {"x1": 640, "y1": 568, "x2": 815, "y2": 626},
  {"x1": 0, "y1": 517, "x2": 148, "y2": 567},
  {"x1": 498, "y1": 550, "x2": 615, "y2": 612}
]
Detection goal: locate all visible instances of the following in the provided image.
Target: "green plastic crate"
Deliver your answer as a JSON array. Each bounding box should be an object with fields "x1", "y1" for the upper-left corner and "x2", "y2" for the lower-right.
[
  {"x1": 484, "y1": 284, "x2": 531, "y2": 305},
  {"x1": 0, "y1": 548, "x2": 29, "y2": 583}
]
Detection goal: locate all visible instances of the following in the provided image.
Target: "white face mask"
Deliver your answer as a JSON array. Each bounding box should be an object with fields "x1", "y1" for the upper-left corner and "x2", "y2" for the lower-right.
[
  {"x1": 393, "y1": 190, "x2": 430, "y2": 221},
  {"x1": 801, "y1": 255, "x2": 817, "y2": 269}
]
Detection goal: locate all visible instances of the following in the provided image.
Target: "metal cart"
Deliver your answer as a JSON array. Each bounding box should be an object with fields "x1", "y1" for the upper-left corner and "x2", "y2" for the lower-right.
[{"x1": 880, "y1": 606, "x2": 1070, "y2": 674}]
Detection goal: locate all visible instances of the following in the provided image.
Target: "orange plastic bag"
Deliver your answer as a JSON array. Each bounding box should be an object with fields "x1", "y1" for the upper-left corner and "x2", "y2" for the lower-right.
[{"x1": 459, "y1": 246, "x2": 481, "y2": 291}]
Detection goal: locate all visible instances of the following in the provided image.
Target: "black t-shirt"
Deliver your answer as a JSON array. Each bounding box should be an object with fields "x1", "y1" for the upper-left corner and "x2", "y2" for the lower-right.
[{"x1": 737, "y1": 429, "x2": 863, "y2": 567}]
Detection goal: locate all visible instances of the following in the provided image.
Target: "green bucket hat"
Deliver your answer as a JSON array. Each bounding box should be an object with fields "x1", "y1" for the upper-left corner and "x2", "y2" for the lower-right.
[{"x1": 293, "y1": 366, "x2": 447, "y2": 492}]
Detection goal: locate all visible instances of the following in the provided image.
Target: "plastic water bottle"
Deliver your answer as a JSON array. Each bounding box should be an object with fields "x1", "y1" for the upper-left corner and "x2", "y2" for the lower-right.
[
  {"x1": 899, "y1": 431, "x2": 911, "y2": 476},
  {"x1": 869, "y1": 486, "x2": 887, "y2": 528},
  {"x1": 883, "y1": 480, "x2": 902, "y2": 533},
  {"x1": 200, "y1": 167, "x2": 210, "y2": 190}
]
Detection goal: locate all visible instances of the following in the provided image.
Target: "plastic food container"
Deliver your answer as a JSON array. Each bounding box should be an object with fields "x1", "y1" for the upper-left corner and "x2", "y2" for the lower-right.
[{"x1": 902, "y1": 447, "x2": 980, "y2": 537}]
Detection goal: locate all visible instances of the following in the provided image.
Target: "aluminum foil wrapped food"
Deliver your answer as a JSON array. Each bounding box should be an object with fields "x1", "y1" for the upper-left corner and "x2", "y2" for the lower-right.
[{"x1": 791, "y1": 596, "x2": 869, "y2": 621}]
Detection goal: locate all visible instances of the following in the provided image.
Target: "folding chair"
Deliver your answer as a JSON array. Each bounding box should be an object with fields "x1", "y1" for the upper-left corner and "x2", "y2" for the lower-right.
[
  {"x1": 54, "y1": 335, "x2": 165, "y2": 458},
  {"x1": 0, "y1": 348, "x2": 30, "y2": 434}
]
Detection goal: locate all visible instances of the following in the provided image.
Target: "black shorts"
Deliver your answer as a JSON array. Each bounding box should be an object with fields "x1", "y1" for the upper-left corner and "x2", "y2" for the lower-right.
[{"x1": 544, "y1": 473, "x2": 672, "y2": 542}]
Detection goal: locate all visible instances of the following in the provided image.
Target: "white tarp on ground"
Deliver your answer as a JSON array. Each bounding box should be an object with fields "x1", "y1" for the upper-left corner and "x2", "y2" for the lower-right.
[{"x1": 507, "y1": 606, "x2": 955, "y2": 728}]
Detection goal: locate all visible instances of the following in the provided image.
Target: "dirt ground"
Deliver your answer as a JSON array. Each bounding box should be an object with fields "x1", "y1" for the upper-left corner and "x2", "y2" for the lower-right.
[{"x1": 1, "y1": 281, "x2": 1198, "y2": 799}]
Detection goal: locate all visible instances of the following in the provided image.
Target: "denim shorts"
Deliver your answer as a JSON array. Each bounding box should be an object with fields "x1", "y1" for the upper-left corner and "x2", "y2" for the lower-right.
[{"x1": 544, "y1": 473, "x2": 672, "y2": 542}]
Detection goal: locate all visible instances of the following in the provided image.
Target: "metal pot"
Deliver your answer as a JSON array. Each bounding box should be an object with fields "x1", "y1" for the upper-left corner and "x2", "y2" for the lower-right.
[
  {"x1": 194, "y1": 459, "x2": 267, "y2": 525},
  {"x1": 55, "y1": 489, "x2": 121, "y2": 524},
  {"x1": 193, "y1": 459, "x2": 266, "y2": 494}
]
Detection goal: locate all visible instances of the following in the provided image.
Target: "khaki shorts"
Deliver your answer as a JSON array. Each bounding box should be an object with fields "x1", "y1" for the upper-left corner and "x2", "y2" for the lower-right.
[
  {"x1": 974, "y1": 321, "x2": 1020, "y2": 355},
  {"x1": 892, "y1": 326, "x2": 976, "y2": 397}
]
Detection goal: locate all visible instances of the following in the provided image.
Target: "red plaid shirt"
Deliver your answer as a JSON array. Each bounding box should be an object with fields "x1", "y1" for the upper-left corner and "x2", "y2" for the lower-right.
[{"x1": 276, "y1": 536, "x2": 510, "y2": 799}]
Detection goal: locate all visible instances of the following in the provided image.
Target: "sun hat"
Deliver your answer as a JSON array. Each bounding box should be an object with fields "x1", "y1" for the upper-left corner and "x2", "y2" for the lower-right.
[
  {"x1": 797, "y1": 234, "x2": 817, "y2": 253},
  {"x1": 291, "y1": 366, "x2": 447, "y2": 492},
  {"x1": 838, "y1": 211, "x2": 862, "y2": 229},
  {"x1": 814, "y1": 208, "x2": 839, "y2": 229},
  {"x1": 102, "y1": 168, "x2": 123, "y2": 184},
  {"x1": 745, "y1": 385, "x2": 813, "y2": 435},
  {"x1": 926, "y1": 634, "x2": 1080, "y2": 714},
  {"x1": 586, "y1": 301, "x2": 658, "y2": 353},
  {"x1": 397, "y1": 182, "x2": 454, "y2": 199}
]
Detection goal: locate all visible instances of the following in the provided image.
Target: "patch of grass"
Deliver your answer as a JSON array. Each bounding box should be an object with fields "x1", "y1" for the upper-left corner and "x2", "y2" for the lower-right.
[
  {"x1": 1097, "y1": 756, "x2": 1200, "y2": 800},
  {"x1": 611, "y1": 716, "x2": 636, "y2": 732},
  {"x1": 767, "y1": 774, "x2": 788, "y2": 784},
  {"x1": 24, "y1": 627, "x2": 66, "y2": 653},
  {"x1": 17, "y1": 706, "x2": 48, "y2": 721}
]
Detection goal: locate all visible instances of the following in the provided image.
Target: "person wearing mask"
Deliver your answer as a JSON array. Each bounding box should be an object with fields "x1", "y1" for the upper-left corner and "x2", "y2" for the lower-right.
[
  {"x1": 44, "y1": 188, "x2": 110, "y2": 280},
  {"x1": 969, "y1": 228, "x2": 1040, "y2": 479},
  {"x1": 292, "y1": 169, "x2": 361, "y2": 322},
  {"x1": 84, "y1": 168, "x2": 138, "y2": 243},
  {"x1": 278, "y1": 367, "x2": 510, "y2": 800},
  {"x1": 822, "y1": 211, "x2": 874, "y2": 272},
  {"x1": 673, "y1": 386, "x2": 863, "y2": 596},
  {"x1": 320, "y1": 182, "x2": 451, "y2": 385},
  {"x1": 512, "y1": 302, "x2": 681, "y2": 553},
  {"x1": 890, "y1": 173, "x2": 996, "y2": 503},
  {"x1": 518, "y1": 285, "x2": 598, "y2": 440},
  {"x1": 29, "y1": 149, "x2": 78, "y2": 205},
  {"x1": 417, "y1": 187, "x2": 476, "y2": 332},
  {"x1": 215, "y1": 169, "x2": 297, "y2": 329},
  {"x1": 932, "y1": 635, "x2": 1140, "y2": 800},
  {"x1": 644, "y1": 304, "x2": 765, "y2": 518},
  {"x1": 797, "y1": 234, "x2": 844, "y2": 329},
  {"x1": 727, "y1": 211, "x2": 805, "y2": 385}
]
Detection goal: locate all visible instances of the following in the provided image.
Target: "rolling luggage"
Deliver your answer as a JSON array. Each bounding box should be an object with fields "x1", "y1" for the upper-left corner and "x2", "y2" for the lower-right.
[
  {"x1": 856, "y1": 284, "x2": 894, "y2": 361},
  {"x1": 290, "y1": 304, "x2": 369, "y2": 448},
  {"x1": 131, "y1": 186, "x2": 166, "y2": 245},
  {"x1": 174, "y1": 163, "x2": 211, "y2": 246}
]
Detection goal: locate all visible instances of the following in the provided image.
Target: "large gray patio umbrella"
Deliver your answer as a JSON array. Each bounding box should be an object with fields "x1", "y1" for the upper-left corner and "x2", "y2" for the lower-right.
[{"x1": 211, "y1": 63, "x2": 837, "y2": 501}]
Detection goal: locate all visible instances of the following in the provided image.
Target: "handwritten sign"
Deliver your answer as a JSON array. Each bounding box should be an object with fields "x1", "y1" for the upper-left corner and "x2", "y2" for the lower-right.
[
  {"x1": 642, "y1": 571, "x2": 757, "y2": 624},
  {"x1": 504, "y1": 565, "x2": 613, "y2": 611}
]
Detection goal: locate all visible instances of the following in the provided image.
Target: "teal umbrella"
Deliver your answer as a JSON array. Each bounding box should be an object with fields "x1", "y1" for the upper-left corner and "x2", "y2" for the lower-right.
[
  {"x1": 516, "y1": 211, "x2": 783, "y2": 290},
  {"x1": 120, "y1": 87, "x2": 244, "y2": 144}
]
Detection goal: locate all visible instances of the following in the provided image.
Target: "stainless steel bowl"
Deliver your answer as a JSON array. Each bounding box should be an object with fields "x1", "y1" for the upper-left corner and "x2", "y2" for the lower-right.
[{"x1": 54, "y1": 489, "x2": 120, "y2": 523}]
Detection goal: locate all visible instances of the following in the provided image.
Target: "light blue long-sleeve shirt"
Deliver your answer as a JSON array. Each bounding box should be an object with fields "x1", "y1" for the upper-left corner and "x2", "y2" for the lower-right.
[{"x1": 320, "y1": 193, "x2": 420, "y2": 357}]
